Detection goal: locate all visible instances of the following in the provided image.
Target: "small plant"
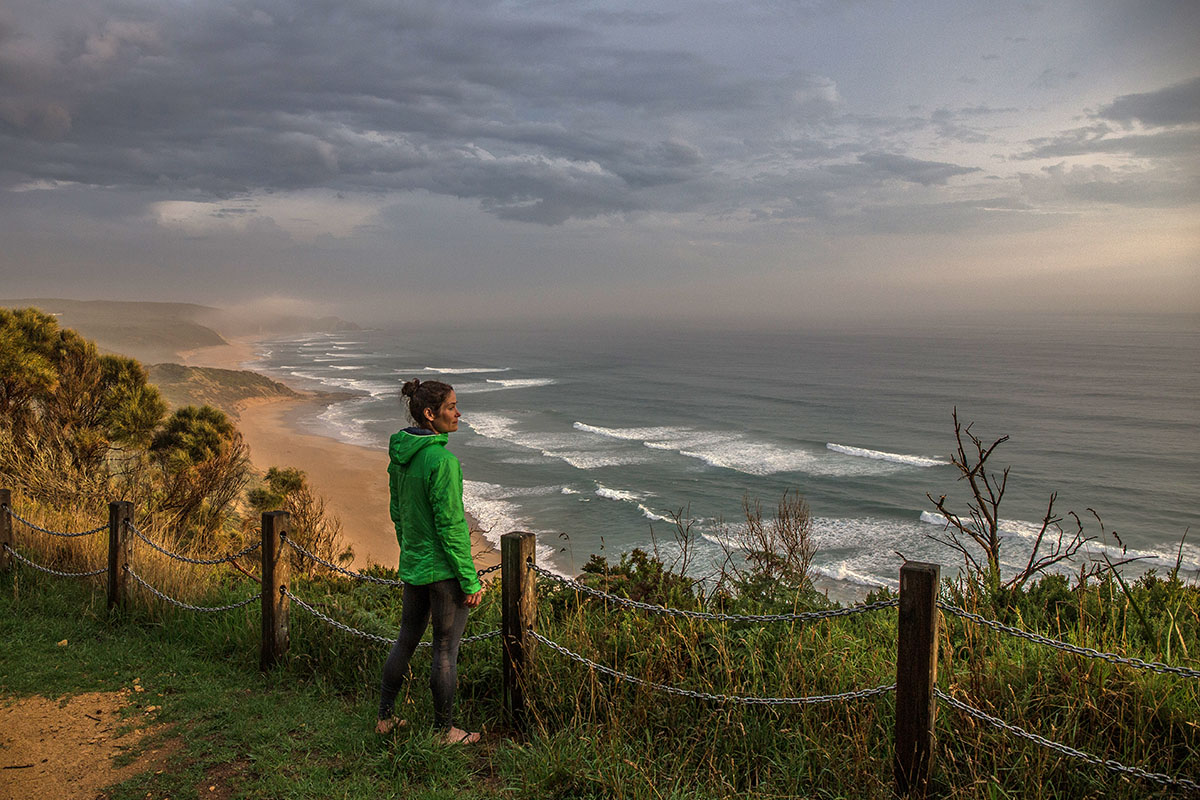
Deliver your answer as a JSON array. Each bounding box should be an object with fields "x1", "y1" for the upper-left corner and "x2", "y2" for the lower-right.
[
  {"x1": 927, "y1": 408, "x2": 1096, "y2": 604},
  {"x1": 736, "y1": 490, "x2": 816, "y2": 588},
  {"x1": 704, "y1": 489, "x2": 823, "y2": 611},
  {"x1": 247, "y1": 466, "x2": 352, "y2": 574}
]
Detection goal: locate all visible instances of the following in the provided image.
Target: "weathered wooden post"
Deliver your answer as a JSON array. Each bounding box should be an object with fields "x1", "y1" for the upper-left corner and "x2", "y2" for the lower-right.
[
  {"x1": 894, "y1": 561, "x2": 941, "y2": 797},
  {"x1": 0, "y1": 489, "x2": 12, "y2": 572},
  {"x1": 107, "y1": 501, "x2": 134, "y2": 610},
  {"x1": 501, "y1": 530, "x2": 537, "y2": 731},
  {"x1": 260, "y1": 511, "x2": 291, "y2": 670}
]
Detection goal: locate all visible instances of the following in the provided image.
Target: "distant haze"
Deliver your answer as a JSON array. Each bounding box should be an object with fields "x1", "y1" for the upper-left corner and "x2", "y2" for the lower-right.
[{"x1": 1, "y1": 0, "x2": 1197, "y2": 326}]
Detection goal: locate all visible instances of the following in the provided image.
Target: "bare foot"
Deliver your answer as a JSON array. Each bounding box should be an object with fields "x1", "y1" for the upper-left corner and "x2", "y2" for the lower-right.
[
  {"x1": 438, "y1": 726, "x2": 480, "y2": 744},
  {"x1": 375, "y1": 717, "x2": 407, "y2": 735}
]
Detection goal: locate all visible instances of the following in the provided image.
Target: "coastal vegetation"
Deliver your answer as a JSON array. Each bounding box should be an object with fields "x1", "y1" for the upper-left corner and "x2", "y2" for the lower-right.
[
  {"x1": 0, "y1": 307, "x2": 338, "y2": 563},
  {"x1": 2, "y1": 312, "x2": 1198, "y2": 798},
  {"x1": 146, "y1": 362, "x2": 301, "y2": 416}
]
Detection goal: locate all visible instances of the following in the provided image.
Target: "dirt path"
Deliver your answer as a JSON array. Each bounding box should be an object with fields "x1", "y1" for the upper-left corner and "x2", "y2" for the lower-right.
[{"x1": 0, "y1": 688, "x2": 178, "y2": 800}]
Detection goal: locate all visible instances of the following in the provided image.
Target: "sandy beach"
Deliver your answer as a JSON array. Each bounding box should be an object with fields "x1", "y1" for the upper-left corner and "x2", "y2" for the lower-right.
[{"x1": 179, "y1": 338, "x2": 501, "y2": 577}]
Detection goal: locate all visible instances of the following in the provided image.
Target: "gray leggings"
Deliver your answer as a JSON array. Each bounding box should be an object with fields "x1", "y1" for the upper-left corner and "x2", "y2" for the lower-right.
[{"x1": 378, "y1": 578, "x2": 469, "y2": 730}]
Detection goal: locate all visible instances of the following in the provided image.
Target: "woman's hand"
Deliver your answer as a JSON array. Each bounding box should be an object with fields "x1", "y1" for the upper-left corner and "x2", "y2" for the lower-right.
[{"x1": 464, "y1": 590, "x2": 484, "y2": 608}]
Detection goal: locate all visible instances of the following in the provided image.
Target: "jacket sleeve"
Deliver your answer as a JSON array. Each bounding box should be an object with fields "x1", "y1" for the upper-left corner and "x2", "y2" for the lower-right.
[
  {"x1": 388, "y1": 463, "x2": 402, "y2": 527},
  {"x1": 427, "y1": 456, "x2": 482, "y2": 595}
]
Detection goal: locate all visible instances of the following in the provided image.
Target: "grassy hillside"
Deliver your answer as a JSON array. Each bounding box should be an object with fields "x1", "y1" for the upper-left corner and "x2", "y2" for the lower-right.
[
  {"x1": 2, "y1": 527, "x2": 1196, "y2": 799},
  {"x1": 146, "y1": 363, "x2": 302, "y2": 417}
]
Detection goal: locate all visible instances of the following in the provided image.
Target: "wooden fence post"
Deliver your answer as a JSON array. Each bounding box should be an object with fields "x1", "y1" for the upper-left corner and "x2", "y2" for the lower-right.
[
  {"x1": 502, "y1": 530, "x2": 537, "y2": 731},
  {"x1": 260, "y1": 511, "x2": 291, "y2": 670},
  {"x1": 894, "y1": 561, "x2": 941, "y2": 797},
  {"x1": 0, "y1": 489, "x2": 12, "y2": 573},
  {"x1": 107, "y1": 501, "x2": 134, "y2": 611}
]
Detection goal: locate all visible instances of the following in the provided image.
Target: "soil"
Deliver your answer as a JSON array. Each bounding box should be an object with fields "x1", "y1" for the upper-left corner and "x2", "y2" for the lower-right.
[{"x1": 0, "y1": 688, "x2": 179, "y2": 800}]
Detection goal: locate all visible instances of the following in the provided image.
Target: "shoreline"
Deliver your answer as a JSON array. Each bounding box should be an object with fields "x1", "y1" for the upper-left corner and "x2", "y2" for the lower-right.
[{"x1": 178, "y1": 337, "x2": 502, "y2": 578}]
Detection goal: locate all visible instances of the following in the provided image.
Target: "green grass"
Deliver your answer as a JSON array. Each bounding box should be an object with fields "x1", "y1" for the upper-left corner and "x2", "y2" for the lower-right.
[{"x1": 2, "y1": 559, "x2": 1197, "y2": 799}]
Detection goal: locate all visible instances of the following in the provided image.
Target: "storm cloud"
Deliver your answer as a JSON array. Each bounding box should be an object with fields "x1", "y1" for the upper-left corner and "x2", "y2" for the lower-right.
[{"x1": 1, "y1": 0, "x2": 1197, "y2": 321}]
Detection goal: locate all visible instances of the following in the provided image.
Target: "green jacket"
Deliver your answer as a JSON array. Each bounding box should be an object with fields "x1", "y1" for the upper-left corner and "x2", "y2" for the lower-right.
[{"x1": 388, "y1": 428, "x2": 481, "y2": 595}]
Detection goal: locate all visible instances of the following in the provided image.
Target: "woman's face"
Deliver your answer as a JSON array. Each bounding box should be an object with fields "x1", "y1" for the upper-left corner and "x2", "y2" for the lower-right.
[{"x1": 425, "y1": 391, "x2": 460, "y2": 434}]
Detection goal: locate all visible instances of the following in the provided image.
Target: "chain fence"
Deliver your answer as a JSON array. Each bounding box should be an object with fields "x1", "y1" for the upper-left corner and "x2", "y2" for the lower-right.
[
  {"x1": 281, "y1": 532, "x2": 500, "y2": 586},
  {"x1": 5, "y1": 490, "x2": 1197, "y2": 792},
  {"x1": 530, "y1": 561, "x2": 898, "y2": 623},
  {"x1": 3, "y1": 542, "x2": 107, "y2": 578},
  {"x1": 530, "y1": 629, "x2": 895, "y2": 706},
  {"x1": 934, "y1": 688, "x2": 1200, "y2": 792},
  {"x1": 281, "y1": 532, "x2": 404, "y2": 585},
  {"x1": 284, "y1": 587, "x2": 502, "y2": 649},
  {"x1": 939, "y1": 601, "x2": 1200, "y2": 680},
  {"x1": 3, "y1": 503, "x2": 107, "y2": 538},
  {"x1": 129, "y1": 520, "x2": 263, "y2": 565},
  {"x1": 126, "y1": 565, "x2": 262, "y2": 612}
]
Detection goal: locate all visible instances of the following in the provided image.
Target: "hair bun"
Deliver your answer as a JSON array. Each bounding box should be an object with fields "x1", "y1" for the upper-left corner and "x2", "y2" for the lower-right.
[{"x1": 401, "y1": 378, "x2": 421, "y2": 398}]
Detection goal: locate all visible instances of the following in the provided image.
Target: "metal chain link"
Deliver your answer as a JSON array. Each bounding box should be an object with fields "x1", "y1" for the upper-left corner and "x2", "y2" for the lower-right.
[
  {"x1": 2, "y1": 504, "x2": 107, "y2": 538},
  {"x1": 127, "y1": 520, "x2": 262, "y2": 565},
  {"x1": 126, "y1": 565, "x2": 261, "y2": 612},
  {"x1": 529, "y1": 562, "x2": 898, "y2": 623},
  {"x1": 283, "y1": 588, "x2": 502, "y2": 648},
  {"x1": 286, "y1": 589, "x2": 395, "y2": 644},
  {"x1": 530, "y1": 629, "x2": 895, "y2": 705},
  {"x1": 281, "y1": 533, "x2": 500, "y2": 585},
  {"x1": 935, "y1": 688, "x2": 1200, "y2": 792},
  {"x1": 3, "y1": 543, "x2": 107, "y2": 578},
  {"x1": 939, "y1": 602, "x2": 1200, "y2": 679},
  {"x1": 280, "y1": 534, "x2": 404, "y2": 585}
]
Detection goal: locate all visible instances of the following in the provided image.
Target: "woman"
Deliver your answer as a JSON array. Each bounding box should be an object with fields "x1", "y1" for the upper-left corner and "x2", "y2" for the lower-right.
[{"x1": 377, "y1": 378, "x2": 483, "y2": 744}]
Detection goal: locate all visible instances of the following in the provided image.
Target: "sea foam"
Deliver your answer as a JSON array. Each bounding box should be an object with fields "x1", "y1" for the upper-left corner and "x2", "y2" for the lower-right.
[
  {"x1": 463, "y1": 412, "x2": 521, "y2": 441},
  {"x1": 485, "y1": 378, "x2": 556, "y2": 389},
  {"x1": 826, "y1": 443, "x2": 947, "y2": 467},
  {"x1": 316, "y1": 398, "x2": 385, "y2": 448},
  {"x1": 576, "y1": 420, "x2": 909, "y2": 477},
  {"x1": 423, "y1": 366, "x2": 510, "y2": 374},
  {"x1": 465, "y1": 414, "x2": 649, "y2": 469},
  {"x1": 463, "y1": 480, "x2": 568, "y2": 575},
  {"x1": 594, "y1": 484, "x2": 646, "y2": 503}
]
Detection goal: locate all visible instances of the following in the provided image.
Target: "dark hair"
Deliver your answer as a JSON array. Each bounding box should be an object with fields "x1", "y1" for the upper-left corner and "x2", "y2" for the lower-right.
[{"x1": 401, "y1": 379, "x2": 454, "y2": 428}]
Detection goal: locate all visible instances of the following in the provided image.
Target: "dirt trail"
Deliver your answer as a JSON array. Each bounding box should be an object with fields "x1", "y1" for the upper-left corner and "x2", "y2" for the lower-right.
[{"x1": 0, "y1": 689, "x2": 177, "y2": 800}]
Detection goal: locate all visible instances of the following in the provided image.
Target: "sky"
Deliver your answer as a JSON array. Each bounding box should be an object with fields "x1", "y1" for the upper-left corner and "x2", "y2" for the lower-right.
[{"x1": 1, "y1": 0, "x2": 1197, "y2": 327}]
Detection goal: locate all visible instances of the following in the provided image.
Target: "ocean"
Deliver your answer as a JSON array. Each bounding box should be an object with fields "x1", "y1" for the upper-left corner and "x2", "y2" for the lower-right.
[{"x1": 246, "y1": 313, "x2": 1199, "y2": 600}]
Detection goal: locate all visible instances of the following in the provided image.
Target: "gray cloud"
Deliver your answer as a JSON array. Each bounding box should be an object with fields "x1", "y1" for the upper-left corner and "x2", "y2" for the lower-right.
[
  {"x1": 830, "y1": 152, "x2": 981, "y2": 186},
  {"x1": 1099, "y1": 76, "x2": 1200, "y2": 126},
  {"x1": 0, "y1": 0, "x2": 1033, "y2": 228},
  {"x1": 1018, "y1": 120, "x2": 1200, "y2": 162},
  {"x1": 0, "y1": 0, "x2": 1197, "y2": 255},
  {"x1": 1019, "y1": 163, "x2": 1199, "y2": 209},
  {"x1": 0, "y1": 0, "x2": 748, "y2": 222},
  {"x1": 1032, "y1": 68, "x2": 1079, "y2": 90}
]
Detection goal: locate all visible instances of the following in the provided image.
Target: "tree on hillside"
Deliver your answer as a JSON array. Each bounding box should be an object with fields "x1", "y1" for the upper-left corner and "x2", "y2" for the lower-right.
[
  {"x1": 149, "y1": 405, "x2": 249, "y2": 542},
  {"x1": 248, "y1": 466, "x2": 350, "y2": 574},
  {"x1": 0, "y1": 308, "x2": 63, "y2": 437},
  {"x1": 0, "y1": 308, "x2": 166, "y2": 497}
]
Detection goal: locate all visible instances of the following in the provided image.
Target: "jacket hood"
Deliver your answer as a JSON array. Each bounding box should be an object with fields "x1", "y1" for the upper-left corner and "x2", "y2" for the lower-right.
[{"x1": 389, "y1": 427, "x2": 448, "y2": 467}]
